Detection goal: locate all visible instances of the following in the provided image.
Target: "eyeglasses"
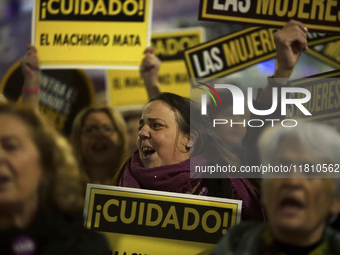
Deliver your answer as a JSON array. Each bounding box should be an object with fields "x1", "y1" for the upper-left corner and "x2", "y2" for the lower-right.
[{"x1": 82, "y1": 125, "x2": 116, "y2": 135}]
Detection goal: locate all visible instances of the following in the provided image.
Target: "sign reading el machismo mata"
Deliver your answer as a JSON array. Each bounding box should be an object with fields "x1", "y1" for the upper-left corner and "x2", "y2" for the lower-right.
[
  {"x1": 32, "y1": 0, "x2": 152, "y2": 69},
  {"x1": 84, "y1": 185, "x2": 241, "y2": 255},
  {"x1": 184, "y1": 27, "x2": 340, "y2": 81},
  {"x1": 287, "y1": 70, "x2": 340, "y2": 121},
  {"x1": 199, "y1": 0, "x2": 340, "y2": 33},
  {"x1": 107, "y1": 28, "x2": 204, "y2": 107}
]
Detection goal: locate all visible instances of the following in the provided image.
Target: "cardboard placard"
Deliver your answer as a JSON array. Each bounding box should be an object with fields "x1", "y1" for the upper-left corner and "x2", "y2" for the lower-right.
[
  {"x1": 84, "y1": 185, "x2": 242, "y2": 255},
  {"x1": 307, "y1": 39, "x2": 340, "y2": 69},
  {"x1": 107, "y1": 28, "x2": 205, "y2": 107},
  {"x1": 184, "y1": 27, "x2": 340, "y2": 81},
  {"x1": 184, "y1": 27, "x2": 278, "y2": 80},
  {"x1": 32, "y1": 0, "x2": 153, "y2": 69},
  {"x1": 199, "y1": 0, "x2": 340, "y2": 33},
  {"x1": 287, "y1": 70, "x2": 340, "y2": 121}
]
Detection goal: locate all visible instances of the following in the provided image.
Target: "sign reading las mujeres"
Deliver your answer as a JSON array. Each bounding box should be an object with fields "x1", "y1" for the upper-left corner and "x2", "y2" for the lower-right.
[
  {"x1": 184, "y1": 26, "x2": 340, "y2": 81},
  {"x1": 184, "y1": 27, "x2": 278, "y2": 80},
  {"x1": 84, "y1": 185, "x2": 241, "y2": 255},
  {"x1": 307, "y1": 38, "x2": 340, "y2": 69},
  {"x1": 287, "y1": 70, "x2": 340, "y2": 121},
  {"x1": 32, "y1": 0, "x2": 152, "y2": 69},
  {"x1": 199, "y1": 0, "x2": 340, "y2": 33}
]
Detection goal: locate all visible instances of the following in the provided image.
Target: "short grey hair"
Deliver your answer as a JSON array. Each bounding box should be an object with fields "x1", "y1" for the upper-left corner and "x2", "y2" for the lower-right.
[{"x1": 258, "y1": 120, "x2": 340, "y2": 194}]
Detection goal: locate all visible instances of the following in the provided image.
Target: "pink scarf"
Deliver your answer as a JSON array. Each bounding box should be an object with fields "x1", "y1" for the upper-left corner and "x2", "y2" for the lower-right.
[{"x1": 119, "y1": 152, "x2": 209, "y2": 193}]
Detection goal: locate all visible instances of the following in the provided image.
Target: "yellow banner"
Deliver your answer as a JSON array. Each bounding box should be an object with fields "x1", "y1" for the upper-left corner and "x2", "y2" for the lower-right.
[
  {"x1": 184, "y1": 28, "x2": 339, "y2": 82},
  {"x1": 199, "y1": 0, "x2": 340, "y2": 33},
  {"x1": 106, "y1": 28, "x2": 204, "y2": 107},
  {"x1": 32, "y1": 0, "x2": 152, "y2": 69},
  {"x1": 307, "y1": 39, "x2": 340, "y2": 69},
  {"x1": 288, "y1": 70, "x2": 340, "y2": 121},
  {"x1": 84, "y1": 185, "x2": 242, "y2": 255}
]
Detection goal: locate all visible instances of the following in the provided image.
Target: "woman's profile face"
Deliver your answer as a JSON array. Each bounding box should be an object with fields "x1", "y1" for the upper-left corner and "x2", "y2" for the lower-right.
[
  {"x1": 81, "y1": 111, "x2": 120, "y2": 165},
  {"x1": 137, "y1": 100, "x2": 190, "y2": 168},
  {"x1": 0, "y1": 114, "x2": 42, "y2": 208}
]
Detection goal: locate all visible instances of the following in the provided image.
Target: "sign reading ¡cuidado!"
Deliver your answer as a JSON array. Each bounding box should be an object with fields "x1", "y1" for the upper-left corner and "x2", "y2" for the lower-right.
[
  {"x1": 199, "y1": 0, "x2": 340, "y2": 33},
  {"x1": 32, "y1": 0, "x2": 152, "y2": 69},
  {"x1": 84, "y1": 185, "x2": 241, "y2": 255}
]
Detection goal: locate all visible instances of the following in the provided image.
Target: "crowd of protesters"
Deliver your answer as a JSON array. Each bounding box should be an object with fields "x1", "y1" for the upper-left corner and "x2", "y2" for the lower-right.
[{"x1": 1, "y1": 19, "x2": 340, "y2": 255}]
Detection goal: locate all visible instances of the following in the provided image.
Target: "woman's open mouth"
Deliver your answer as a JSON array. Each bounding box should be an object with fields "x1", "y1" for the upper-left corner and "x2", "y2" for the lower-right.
[
  {"x1": 142, "y1": 146, "x2": 156, "y2": 159},
  {"x1": 91, "y1": 143, "x2": 108, "y2": 153},
  {"x1": 279, "y1": 197, "x2": 305, "y2": 215}
]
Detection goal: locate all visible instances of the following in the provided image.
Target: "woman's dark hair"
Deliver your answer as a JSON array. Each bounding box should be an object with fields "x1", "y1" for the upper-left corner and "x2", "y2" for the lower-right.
[{"x1": 149, "y1": 93, "x2": 238, "y2": 167}]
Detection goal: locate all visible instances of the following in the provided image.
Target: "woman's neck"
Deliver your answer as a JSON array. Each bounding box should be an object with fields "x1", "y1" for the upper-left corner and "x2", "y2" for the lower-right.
[
  {"x1": 87, "y1": 164, "x2": 117, "y2": 185},
  {"x1": 272, "y1": 224, "x2": 326, "y2": 247}
]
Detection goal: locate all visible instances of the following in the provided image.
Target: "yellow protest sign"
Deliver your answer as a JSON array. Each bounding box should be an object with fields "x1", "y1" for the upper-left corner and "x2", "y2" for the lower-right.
[
  {"x1": 106, "y1": 28, "x2": 204, "y2": 107},
  {"x1": 84, "y1": 185, "x2": 242, "y2": 255},
  {"x1": 184, "y1": 27, "x2": 279, "y2": 81},
  {"x1": 287, "y1": 70, "x2": 340, "y2": 121},
  {"x1": 184, "y1": 27, "x2": 340, "y2": 81},
  {"x1": 307, "y1": 39, "x2": 340, "y2": 69},
  {"x1": 199, "y1": 0, "x2": 340, "y2": 33},
  {"x1": 32, "y1": 0, "x2": 152, "y2": 69}
]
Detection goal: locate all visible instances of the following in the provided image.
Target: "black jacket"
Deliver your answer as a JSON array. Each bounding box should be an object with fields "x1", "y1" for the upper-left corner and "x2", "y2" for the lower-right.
[
  {"x1": 211, "y1": 222, "x2": 340, "y2": 255},
  {"x1": 0, "y1": 208, "x2": 111, "y2": 255}
]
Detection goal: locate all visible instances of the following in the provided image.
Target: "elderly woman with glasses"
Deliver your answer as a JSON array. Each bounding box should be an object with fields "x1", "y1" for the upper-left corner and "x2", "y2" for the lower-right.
[{"x1": 71, "y1": 105, "x2": 129, "y2": 186}]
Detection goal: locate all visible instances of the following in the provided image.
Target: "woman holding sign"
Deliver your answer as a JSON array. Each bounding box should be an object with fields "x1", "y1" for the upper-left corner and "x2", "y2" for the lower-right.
[
  {"x1": 0, "y1": 103, "x2": 110, "y2": 254},
  {"x1": 115, "y1": 92, "x2": 265, "y2": 222}
]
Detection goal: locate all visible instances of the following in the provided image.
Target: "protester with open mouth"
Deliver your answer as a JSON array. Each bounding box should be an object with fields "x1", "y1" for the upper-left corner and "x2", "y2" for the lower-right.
[
  {"x1": 71, "y1": 105, "x2": 129, "y2": 186},
  {"x1": 114, "y1": 92, "x2": 265, "y2": 222},
  {"x1": 0, "y1": 103, "x2": 110, "y2": 254},
  {"x1": 212, "y1": 121, "x2": 340, "y2": 254}
]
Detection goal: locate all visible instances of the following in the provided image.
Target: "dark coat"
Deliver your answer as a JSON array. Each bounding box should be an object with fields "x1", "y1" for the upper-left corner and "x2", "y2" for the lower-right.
[
  {"x1": 0, "y1": 208, "x2": 111, "y2": 255},
  {"x1": 211, "y1": 222, "x2": 340, "y2": 255}
]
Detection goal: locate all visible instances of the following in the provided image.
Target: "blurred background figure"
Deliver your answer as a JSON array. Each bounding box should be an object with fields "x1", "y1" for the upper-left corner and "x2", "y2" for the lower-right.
[
  {"x1": 212, "y1": 121, "x2": 340, "y2": 254},
  {"x1": 0, "y1": 103, "x2": 110, "y2": 254},
  {"x1": 244, "y1": 20, "x2": 309, "y2": 167},
  {"x1": 71, "y1": 105, "x2": 129, "y2": 186}
]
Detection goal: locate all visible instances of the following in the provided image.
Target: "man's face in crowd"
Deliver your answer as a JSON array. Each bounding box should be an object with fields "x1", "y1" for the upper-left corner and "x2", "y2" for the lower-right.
[{"x1": 262, "y1": 136, "x2": 340, "y2": 243}]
